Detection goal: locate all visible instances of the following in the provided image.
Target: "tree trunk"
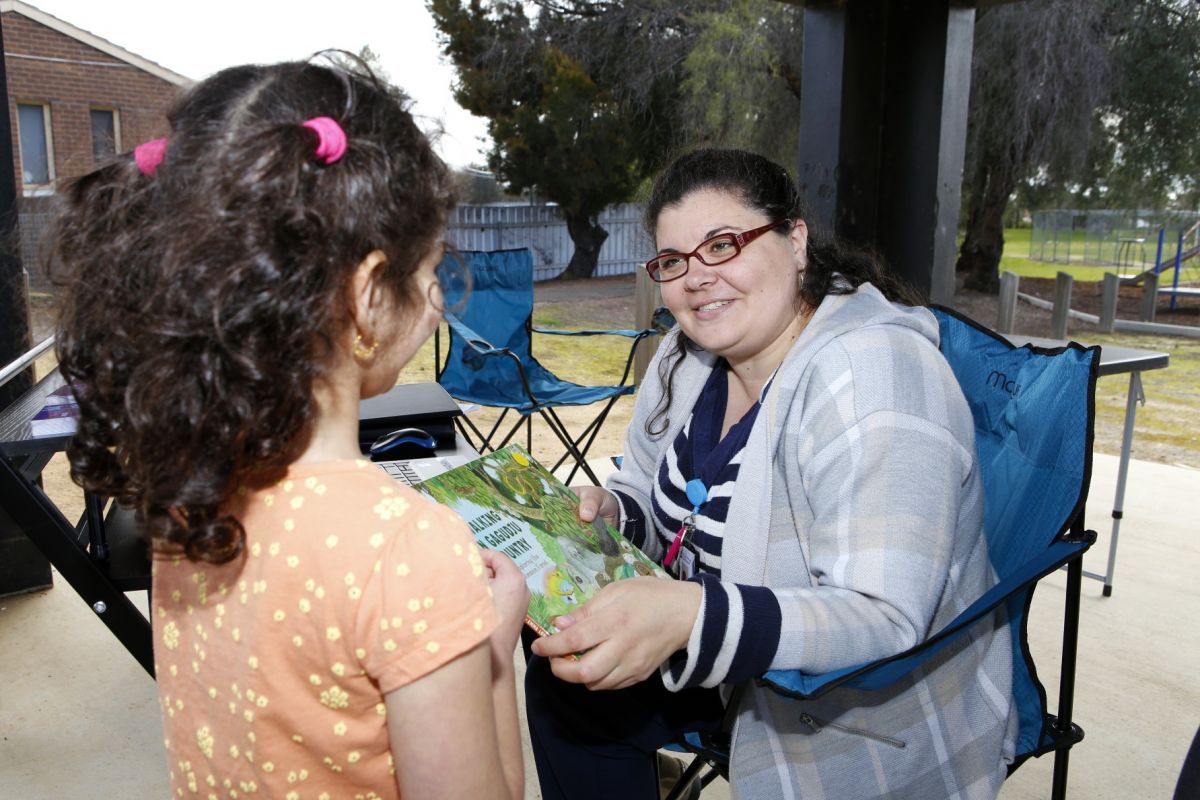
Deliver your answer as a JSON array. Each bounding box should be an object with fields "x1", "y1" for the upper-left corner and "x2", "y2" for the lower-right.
[
  {"x1": 956, "y1": 160, "x2": 1018, "y2": 295},
  {"x1": 559, "y1": 211, "x2": 609, "y2": 280}
]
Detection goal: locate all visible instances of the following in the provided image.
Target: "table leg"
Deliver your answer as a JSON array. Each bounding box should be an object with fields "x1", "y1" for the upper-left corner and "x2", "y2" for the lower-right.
[{"x1": 1102, "y1": 371, "x2": 1144, "y2": 597}]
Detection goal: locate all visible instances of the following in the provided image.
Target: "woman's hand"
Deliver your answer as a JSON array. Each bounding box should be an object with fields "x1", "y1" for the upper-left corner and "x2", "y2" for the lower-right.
[
  {"x1": 481, "y1": 549, "x2": 530, "y2": 659},
  {"x1": 529, "y1": 577, "x2": 702, "y2": 691},
  {"x1": 573, "y1": 485, "x2": 620, "y2": 530}
]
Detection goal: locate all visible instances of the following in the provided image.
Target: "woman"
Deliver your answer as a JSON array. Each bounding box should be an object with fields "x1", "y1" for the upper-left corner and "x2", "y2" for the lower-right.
[{"x1": 525, "y1": 148, "x2": 1017, "y2": 799}]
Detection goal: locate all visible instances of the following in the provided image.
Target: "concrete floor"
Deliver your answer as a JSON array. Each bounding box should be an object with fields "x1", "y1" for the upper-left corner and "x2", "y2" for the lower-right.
[{"x1": 1, "y1": 451, "x2": 1197, "y2": 799}]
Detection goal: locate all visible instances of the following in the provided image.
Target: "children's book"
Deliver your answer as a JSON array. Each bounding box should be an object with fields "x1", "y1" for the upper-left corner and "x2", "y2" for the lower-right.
[{"x1": 414, "y1": 444, "x2": 668, "y2": 638}]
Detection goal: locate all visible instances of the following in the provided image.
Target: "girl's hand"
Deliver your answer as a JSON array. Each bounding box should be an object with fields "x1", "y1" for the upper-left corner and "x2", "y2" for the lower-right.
[
  {"x1": 529, "y1": 577, "x2": 702, "y2": 690},
  {"x1": 481, "y1": 549, "x2": 530, "y2": 657},
  {"x1": 573, "y1": 485, "x2": 620, "y2": 530}
]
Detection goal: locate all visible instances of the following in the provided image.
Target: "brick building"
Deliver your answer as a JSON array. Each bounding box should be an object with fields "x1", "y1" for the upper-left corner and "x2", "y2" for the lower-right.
[{"x1": 0, "y1": 0, "x2": 189, "y2": 282}]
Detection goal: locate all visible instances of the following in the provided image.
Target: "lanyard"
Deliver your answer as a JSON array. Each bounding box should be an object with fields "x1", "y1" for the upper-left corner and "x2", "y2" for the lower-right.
[{"x1": 663, "y1": 478, "x2": 708, "y2": 568}]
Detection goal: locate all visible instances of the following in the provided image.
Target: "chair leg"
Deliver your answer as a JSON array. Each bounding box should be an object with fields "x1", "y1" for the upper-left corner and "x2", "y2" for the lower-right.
[
  {"x1": 550, "y1": 394, "x2": 623, "y2": 484},
  {"x1": 663, "y1": 756, "x2": 708, "y2": 800},
  {"x1": 1052, "y1": 552, "x2": 1086, "y2": 800},
  {"x1": 539, "y1": 407, "x2": 602, "y2": 485}
]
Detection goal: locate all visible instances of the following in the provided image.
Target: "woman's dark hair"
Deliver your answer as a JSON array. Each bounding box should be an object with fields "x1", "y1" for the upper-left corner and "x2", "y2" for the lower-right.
[
  {"x1": 643, "y1": 148, "x2": 922, "y2": 436},
  {"x1": 48, "y1": 56, "x2": 456, "y2": 564}
]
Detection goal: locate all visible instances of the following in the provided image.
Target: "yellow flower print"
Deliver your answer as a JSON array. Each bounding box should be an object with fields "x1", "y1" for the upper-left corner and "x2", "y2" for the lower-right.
[
  {"x1": 268, "y1": 542, "x2": 280, "y2": 556},
  {"x1": 290, "y1": 496, "x2": 304, "y2": 510},
  {"x1": 416, "y1": 518, "x2": 430, "y2": 531},
  {"x1": 292, "y1": 635, "x2": 303, "y2": 647},
  {"x1": 413, "y1": 620, "x2": 428, "y2": 635},
  {"x1": 333, "y1": 721, "x2": 347, "y2": 736},
  {"x1": 426, "y1": 641, "x2": 440, "y2": 654},
  {"x1": 263, "y1": 761, "x2": 275, "y2": 773},
  {"x1": 228, "y1": 744, "x2": 239, "y2": 759},
  {"x1": 423, "y1": 596, "x2": 435, "y2": 609},
  {"x1": 348, "y1": 587, "x2": 362, "y2": 600},
  {"x1": 407, "y1": 599, "x2": 421, "y2": 612},
  {"x1": 369, "y1": 532, "x2": 384, "y2": 549},
  {"x1": 320, "y1": 686, "x2": 350, "y2": 709},
  {"x1": 326, "y1": 535, "x2": 339, "y2": 549},
  {"x1": 383, "y1": 639, "x2": 397, "y2": 652},
  {"x1": 309, "y1": 674, "x2": 322, "y2": 686},
  {"x1": 326, "y1": 627, "x2": 342, "y2": 642},
  {"x1": 344, "y1": 572, "x2": 356, "y2": 586},
  {"x1": 314, "y1": 484, "x2": 327, "y2": 495},
  {"x1": 348, "y1": 751, "x2": 361, "y2": 764},
  {"x1": 282, "y1": 480, "x2": 293, "y2": 492},
  {"x1": 263, "y1": 494, "x2": 275, "y2": 507},
  {"x1": 196, "y1": 726, "x2": 214, "y2": 758},
  {"x1": 248, "y1": 655, "x2": 259, "y2": 669},
  {"x1": 452, "y1": 543, "x2": 463, "y2": 557},
  {"x1": 283, "y1": 519, "x2": 295, "y2": 532},
  {"x1": 395, "y1": 563, "x2": 410, "y2": 577},
  {"x1": 304, "y1": 578, "x2": 316, "y2": 592},
  {"x1": 473, "y1": 618, "x2": 483, "y2": 631},
  {"x1": 375, "y1": 703, "x2": 386, "y2": 716},
  {"x1": 372, "y1": 496, "x2": 410, "y2": 521},
  {"x1": 305, "y1": 477, "x2": 318, "y2": 489},
  {"x1": 298, "y1": 598, "x2": 311, "y2": 613},
  {"x1": 331, "y1": 662, "x2": 346, "y2": 677},
  {"x1": 390, "y1": 617, "x2": 403, "y2": 629},
  {"x1": 273, "y1": 610, "x2": 285, "y2": 622},
  {"x1": 286, "y1": 555, "x2": 299, "y2": 568},
  {"x1": 250, "y1": 542, "x2": 262, "y2": 557},
  {"x1": 162, "y1": 621, "x2": 180, "y2": 650}
]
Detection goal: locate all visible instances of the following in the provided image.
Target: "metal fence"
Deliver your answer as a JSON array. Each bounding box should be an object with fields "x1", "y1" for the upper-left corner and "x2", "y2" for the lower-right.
[
  {"x1": 1029, "y1": 209, "x2": 1200, "y2": 273},
  {"x1": 446, "y1": 202, "x2": 649, "y2": 282},
  {"x1": 18, "y1": 201, "x2": 652, "y2": 290}
]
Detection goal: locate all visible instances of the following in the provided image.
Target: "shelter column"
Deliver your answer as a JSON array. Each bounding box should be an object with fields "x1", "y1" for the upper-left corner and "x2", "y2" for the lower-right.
[{"x1": 798, "y1": 0, "x2": 975, "y2": 306}]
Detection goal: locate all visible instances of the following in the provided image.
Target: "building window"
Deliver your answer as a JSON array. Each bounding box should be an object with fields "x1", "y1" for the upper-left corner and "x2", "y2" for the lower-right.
[
  {"x1": 90, "y1": 108, "x2": 120, "y2": 162},
  {"x1": 17, "y1": 103, "x2": 54, "y2": 187}
]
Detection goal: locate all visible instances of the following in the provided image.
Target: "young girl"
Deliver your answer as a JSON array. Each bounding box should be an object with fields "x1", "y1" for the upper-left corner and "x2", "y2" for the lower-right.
[{"x1": 49, "y1": 58, "x2": 528, "y2": 800}]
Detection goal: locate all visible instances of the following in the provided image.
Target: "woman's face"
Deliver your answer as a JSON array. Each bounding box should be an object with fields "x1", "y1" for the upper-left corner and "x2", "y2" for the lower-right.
[{"x1": 654, "y1": 189, "x2": 809, "y2": 369}]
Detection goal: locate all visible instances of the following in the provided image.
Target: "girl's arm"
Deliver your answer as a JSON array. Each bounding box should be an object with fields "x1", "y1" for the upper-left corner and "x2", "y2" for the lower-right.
[
  {"x1": 385, "y1": 642, "x2": 518, "y2": 800},
  {"x1": 385, "y1": 548, "x2": 527, "y2": 800}
]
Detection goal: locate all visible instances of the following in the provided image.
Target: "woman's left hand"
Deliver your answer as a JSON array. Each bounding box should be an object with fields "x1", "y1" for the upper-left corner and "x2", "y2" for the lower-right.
[{"x1": 529, "y1": 577, "x2": 702, "y2": 690}]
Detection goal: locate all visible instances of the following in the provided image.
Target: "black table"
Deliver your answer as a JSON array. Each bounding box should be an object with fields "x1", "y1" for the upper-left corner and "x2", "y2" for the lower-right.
[
  {"x1": 1006, "y1": 335, "x2": 1171, "y2": 596},
  {"x1": 0, "y1": 368, "x2": 155, "y2": 674}
]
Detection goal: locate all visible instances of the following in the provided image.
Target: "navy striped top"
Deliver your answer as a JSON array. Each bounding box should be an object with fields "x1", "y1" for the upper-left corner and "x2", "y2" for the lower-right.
[{"x1": 614, "y1": 364, "x2": 782, "y2": 689}]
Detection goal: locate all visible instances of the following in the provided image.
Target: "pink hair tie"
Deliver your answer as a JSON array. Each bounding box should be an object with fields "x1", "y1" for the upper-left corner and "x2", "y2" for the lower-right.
[
  {"x1": 302, "y1": 116, "x2": 347, "y2": 165},
  {"x1": 134, "y1": 138, "x2": 168, "y2": 176}
]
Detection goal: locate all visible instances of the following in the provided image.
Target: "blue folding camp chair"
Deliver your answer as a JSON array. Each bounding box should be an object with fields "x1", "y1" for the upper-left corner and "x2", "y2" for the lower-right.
[
  {"x1": 434, "y1": 248, "x2": 652, "y2": 485},
  {"x1": 664, "y1": 306, "x2": 1100, "y2": 800}
]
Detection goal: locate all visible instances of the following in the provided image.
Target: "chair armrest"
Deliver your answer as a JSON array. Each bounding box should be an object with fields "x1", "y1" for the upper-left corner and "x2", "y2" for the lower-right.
[
  {"x1": 757, "y1": 530, "x2": 1096, "y2": 701},
  {"x1": 444, "y1": 312, "x2": 506, "y2": 357},
  {"x1": 533, "y1": 326, "x2": 651, "y2": 338}
]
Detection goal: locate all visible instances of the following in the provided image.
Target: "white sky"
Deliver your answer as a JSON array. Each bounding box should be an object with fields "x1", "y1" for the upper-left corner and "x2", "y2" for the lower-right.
[{"x1": 24, "y1": 0, "x2": 493, "y2": 168}]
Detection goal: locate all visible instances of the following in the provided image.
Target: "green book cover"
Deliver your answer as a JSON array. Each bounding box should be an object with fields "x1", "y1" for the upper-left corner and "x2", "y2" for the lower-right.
[{"x1": 415, "y1": 444, "x2": 668, "y2": 638}]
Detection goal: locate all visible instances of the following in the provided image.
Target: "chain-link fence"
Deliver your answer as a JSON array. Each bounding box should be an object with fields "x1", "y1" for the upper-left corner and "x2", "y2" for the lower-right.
[{"x1": 1030, "y1": 209, "x2": 1200, "y2": 276}]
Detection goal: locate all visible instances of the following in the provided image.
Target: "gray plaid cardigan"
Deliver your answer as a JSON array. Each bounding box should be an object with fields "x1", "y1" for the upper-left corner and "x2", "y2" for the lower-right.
[{"x1": 609, "y1": 284, "x2": 1018, "y2": 799}]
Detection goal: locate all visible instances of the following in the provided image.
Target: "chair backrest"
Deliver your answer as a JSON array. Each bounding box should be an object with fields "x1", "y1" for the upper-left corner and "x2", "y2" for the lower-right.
[
  {"x1": 760, "y1": 307, "x2": 1098, "y2": 762},
  {"x1": 930, "y1": 306, "x2": 1098, "y2": 758},
  {"x1": 438, "y1": 248, "x2": 541, "y2": 401}
]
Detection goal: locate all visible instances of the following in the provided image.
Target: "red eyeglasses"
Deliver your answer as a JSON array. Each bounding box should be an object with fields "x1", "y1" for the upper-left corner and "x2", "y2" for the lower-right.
[{"x1": 645, "y1": 219, "x2": 791, "y2": 283}]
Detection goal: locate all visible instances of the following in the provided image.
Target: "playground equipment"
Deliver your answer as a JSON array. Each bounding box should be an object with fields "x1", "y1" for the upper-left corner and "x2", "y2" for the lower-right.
[{"x1": 1029, "y1": 209, "x2": 1200, "y2": 314}]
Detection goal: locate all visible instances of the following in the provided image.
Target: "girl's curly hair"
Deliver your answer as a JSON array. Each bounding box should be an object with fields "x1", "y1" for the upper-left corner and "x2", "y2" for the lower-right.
[{"x1": 48, "y1": 57, "x2": 456, "y2": 564}]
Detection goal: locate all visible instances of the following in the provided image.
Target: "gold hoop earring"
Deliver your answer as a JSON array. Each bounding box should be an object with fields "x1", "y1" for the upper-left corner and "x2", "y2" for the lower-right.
[{"x1": 353, "y1": 334, "x2": 379, "y2": 360}]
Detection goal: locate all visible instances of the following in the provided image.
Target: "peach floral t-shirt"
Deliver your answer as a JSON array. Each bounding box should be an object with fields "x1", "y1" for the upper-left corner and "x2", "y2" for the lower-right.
[{"x1": 151, "y1": 459, "x2": 499, "y2": 800}]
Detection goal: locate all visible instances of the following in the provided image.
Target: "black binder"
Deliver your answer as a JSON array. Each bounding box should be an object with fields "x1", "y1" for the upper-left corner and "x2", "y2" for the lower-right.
[{"x1": 358, "y1": 382, "x2": 461, "y2": 452}]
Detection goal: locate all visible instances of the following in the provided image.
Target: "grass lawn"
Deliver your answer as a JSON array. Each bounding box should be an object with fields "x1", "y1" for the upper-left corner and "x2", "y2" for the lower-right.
[{"x1": 998, "y1": 227, "x2": 1198, "y2": 284}]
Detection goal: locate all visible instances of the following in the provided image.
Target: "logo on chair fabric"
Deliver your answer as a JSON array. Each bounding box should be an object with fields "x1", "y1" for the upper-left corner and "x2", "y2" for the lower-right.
[{"x1": 986, "y1": 370, "x2": 1020, "y2": 397}]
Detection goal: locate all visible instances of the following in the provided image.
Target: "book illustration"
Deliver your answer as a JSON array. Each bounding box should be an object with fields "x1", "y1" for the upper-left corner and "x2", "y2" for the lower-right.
[
  {"x1": 30, "y1": 384, "x2": 80, "y2": 438},
  {"x1": 415, "y1": 444, "x2": 668, "y2": 637}
]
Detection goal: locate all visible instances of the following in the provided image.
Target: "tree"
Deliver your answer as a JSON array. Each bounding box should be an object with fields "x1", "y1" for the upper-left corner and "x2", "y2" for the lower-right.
[
  {"x1": 957, "y1": 0, "x2": 1117, "y2": 293},
  {"x1": 1094, "y1": 0, "x2": 1200, "y2": 209},
  {"x1": 430, "y1": 0, "x2": 688, "y2": 278}
]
